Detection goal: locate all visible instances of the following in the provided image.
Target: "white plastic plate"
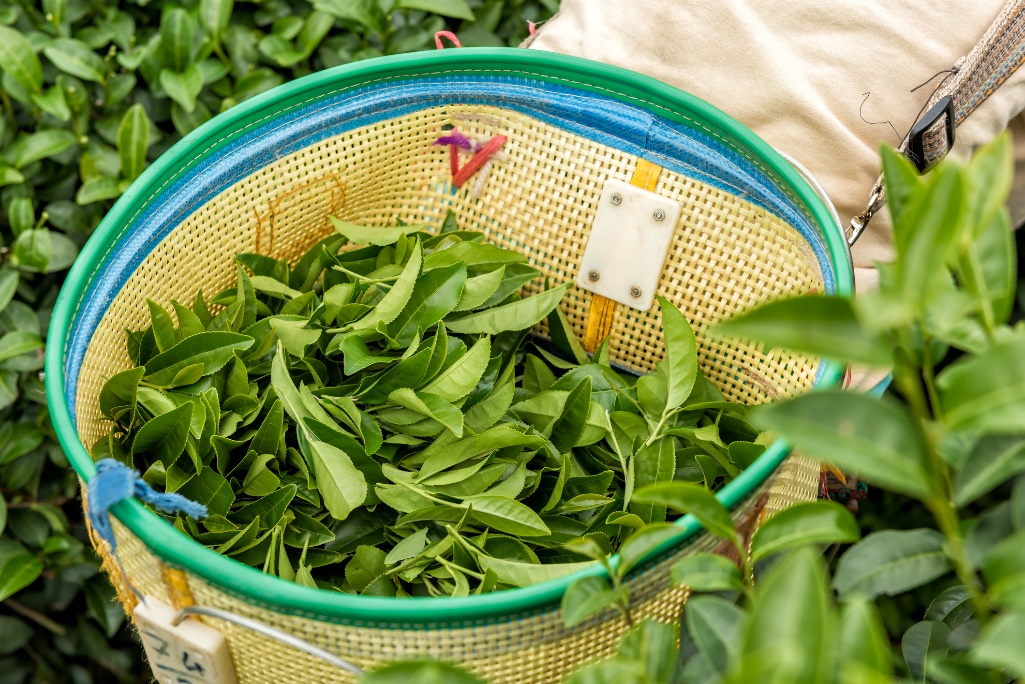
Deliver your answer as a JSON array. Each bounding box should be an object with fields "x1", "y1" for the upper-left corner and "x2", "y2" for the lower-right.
[{"x1": 576, "y1": 179, "x2": 682, "y2": 311}]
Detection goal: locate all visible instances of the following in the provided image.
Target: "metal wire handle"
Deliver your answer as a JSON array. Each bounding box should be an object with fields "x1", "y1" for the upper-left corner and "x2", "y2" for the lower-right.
[
  {"x1": 774, "y1": 149, "x2": 855, "y2": 285},
  {"x1": 174, "y1": 605, "x2": 365, "y2": 676}
]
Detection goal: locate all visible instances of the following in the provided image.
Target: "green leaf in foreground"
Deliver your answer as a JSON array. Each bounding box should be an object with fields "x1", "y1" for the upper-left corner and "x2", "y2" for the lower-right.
[
  {"x1": 632, "y1": 482, "x2": 736, "y2": 544},
  {"x1": 671, "y1": 553, "x2": 743, "y2": 592},
  {"x1": 750, "y1": 501, "x2": 860, "y2": 562},
  {"x1": 713, "y1": 295, "x2": 892, "y2": 367},
  {"x1": 754, "y1": 390, "x2": 934, "y2": 500},
  {"x1": 833, "y1": 529, "x2": 952, "y2": 599}
]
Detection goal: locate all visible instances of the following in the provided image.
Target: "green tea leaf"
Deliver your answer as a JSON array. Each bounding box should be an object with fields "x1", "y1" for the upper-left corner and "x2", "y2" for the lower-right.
[
  {"x1": 388, "y1": 389, "x2": 463, "y2": 437},
  {"x1": 132, "y1": 402, "x2": 192, "y2": 467},
  {"x1": 561, "y1": 575, "x2": 618, "y2": 627},
  {"x1": 10, "y1": 129, "x2": 77, "y2": 169},
  {"x1": 671, "y1": 553, "x2": 743, "y2": 592},
  {"x1": 422, "y1": 335, "x2": 490, "y2": 401},
  {"x1": 143, "y1": 332, "x2": 254, "y2": 387},
  {"x1": 938, "y1": 333, "x2": 1025, "y2": 433},
  {"x1": 685, "y1": 595, "x2": 745, "y2": 674},
  {"x1": 350, "y1": 240, "x2": 423, "y2": 331},
  {"x1": 454, "y1": 267, "x2": 505, "y2": 312},
  {"x1": 902, "y1": 620, "x2": 949, "y2": 682},
  {"x1": 617, "y1": 522, "x2": 689, "y2": 576},
  {"x1": 388, "y1": 262, "x2": 466, "y2": 346},
  {"x1": 446, "y1": 283, "x2": 570, "y2": 334},
  {"x1": 656, "y1": 295, "x2": 698, "y2": 412},
  {"x1": 462, "y1": 495, "x2": 550, "y2": 537},
  {"x1": 838, "y1": 598, "x2": 893, "y2": 678},
  {"x1": 833, "y1": 529, "x2": 952, "y2": 599},
  {"x1": 714, "y1": 295, "x2": 892, "y2": 367},
  {"x1": 953, "y1": 435, "x2": 1025, "y2": 506},
  {"x1": 0, "y1": 26, "x2": 41, "y2": 94},
  {"x1": 303, "y1": 435, "x2": 367, "y2": 521},
  {"x1": 43, "y1": 39, "x2": 106, "y2": 83},
  {"x1": 117, "y1": 104, "x2": 150, "y2": 182},
  {"x1": 740, "y1": 547, "x2": 831, "y2": 684},
  {"x1": 754, "y1": 390, "x2": 934, "y2": 500},
  {"x1": 396, "y1": 0, "x2": 475, "y2": 20},
  {"x1": 0, "y1": 550, "x2": 43, "y2": 602},
  {"x1": 751, "y1": 501, "x2": 861, "y2": 562},
  {"x1": 632, "y1": 481, "x2": 736, "y2": 544},
  {"x1": 331, "y1": 218, "x2": 423, "y2": 246}
]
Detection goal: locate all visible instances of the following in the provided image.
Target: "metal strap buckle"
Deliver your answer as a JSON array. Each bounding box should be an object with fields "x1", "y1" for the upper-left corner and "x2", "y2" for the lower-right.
[{"x1": 907, "y1": 96, "x2": 955, "y2": 172}]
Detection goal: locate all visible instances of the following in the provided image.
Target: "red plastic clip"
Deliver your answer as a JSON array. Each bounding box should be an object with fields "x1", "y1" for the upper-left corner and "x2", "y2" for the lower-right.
[{"x1": 451, "y1": 135, "x2": 507, "y2": 188}]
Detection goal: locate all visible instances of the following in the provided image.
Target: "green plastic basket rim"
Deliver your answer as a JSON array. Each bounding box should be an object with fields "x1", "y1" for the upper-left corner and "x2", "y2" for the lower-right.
[{"x1": 46, "y1": 47, "x2": 851, "y2": 627}]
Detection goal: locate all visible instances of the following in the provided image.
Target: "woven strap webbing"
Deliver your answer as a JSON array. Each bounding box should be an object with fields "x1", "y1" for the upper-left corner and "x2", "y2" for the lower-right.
[{"x1": 850, "y1": 0, "x2": 1025, "y2": 241}]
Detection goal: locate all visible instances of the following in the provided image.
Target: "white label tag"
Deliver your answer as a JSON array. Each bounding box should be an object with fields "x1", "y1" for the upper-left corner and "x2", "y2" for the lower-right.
[
  {"x1": 134, "y1": 597, "x2": 238, "y2": 684},
  {"x1": 576, "y1": 179, "x2": 682, "y2": 311}
]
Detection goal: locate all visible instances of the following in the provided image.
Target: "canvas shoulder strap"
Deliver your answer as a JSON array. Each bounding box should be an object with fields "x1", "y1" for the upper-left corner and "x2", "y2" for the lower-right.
[{"x1": 850, "y1": 0, "x2": 1025, "y2": 243}]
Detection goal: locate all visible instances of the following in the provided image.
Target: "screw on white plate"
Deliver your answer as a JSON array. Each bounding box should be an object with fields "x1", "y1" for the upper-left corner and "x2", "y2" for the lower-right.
[
  {"x1": 588, "y1": 269, "x2": 600, "y2": 282},
  {"x1": 611, "y1": 194, "x2": 622, "y2": 206}
]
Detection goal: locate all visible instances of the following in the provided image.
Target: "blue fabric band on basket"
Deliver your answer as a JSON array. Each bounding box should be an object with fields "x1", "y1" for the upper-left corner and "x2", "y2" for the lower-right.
[{"x1": 88, "y1": 458, "x2": 207, "y2": 554}]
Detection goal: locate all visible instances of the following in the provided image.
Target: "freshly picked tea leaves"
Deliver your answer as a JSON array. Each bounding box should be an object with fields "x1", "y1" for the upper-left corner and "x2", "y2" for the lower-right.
[{"x1": 97, "y1": 213, "x2": 766, "y2": 596}]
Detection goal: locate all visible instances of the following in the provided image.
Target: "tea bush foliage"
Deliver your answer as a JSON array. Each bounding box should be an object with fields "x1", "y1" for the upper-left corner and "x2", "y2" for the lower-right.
[{"x1": 0, "y1": 1, "x2": 553, "y2": 681}]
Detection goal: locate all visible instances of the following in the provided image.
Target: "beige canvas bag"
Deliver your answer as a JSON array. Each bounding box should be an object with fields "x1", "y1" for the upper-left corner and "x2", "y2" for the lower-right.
[{"x1": 527, "y1": 1, "x2": 1025, "y2": 290}]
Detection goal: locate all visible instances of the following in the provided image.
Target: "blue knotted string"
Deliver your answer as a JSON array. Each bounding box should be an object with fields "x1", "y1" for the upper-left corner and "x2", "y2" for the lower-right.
[{"x1": 87, "y1": 458, "x2": 208, "y2": 555}]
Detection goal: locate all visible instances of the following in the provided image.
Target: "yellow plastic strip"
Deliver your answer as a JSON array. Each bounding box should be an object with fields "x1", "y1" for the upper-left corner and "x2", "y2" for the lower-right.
[
  {"x1": 582, "y1": 159, "x2": 663, "y2": 352},
  {"x1": 161, "y1": 564, "x2": 196, "y2": 610}
]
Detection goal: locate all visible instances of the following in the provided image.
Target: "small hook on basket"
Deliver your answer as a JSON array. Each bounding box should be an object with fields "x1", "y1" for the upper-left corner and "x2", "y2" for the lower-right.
[{"x1": 435, "y1": 31, "x2": 462, "y2": 50}]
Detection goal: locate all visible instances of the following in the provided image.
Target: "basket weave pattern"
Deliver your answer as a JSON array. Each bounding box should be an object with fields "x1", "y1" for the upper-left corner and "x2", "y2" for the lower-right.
[
  {"x1": 68, "y1": 104, "x2": 827, "y2": 682},
  {"x1": 97, "y1": 455, "x2": 817, "y2": 683},
  {"x1": 73, "y1": 105, "x2": 822, "y2": 451}
]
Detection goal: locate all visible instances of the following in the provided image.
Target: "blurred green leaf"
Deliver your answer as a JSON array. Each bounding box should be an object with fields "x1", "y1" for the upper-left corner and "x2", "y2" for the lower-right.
[
  {"x1": 939, "y1": 333, "x2": 1025, "y2": 433},
  {"x1": 754, "y1": 391, "x2": 934, "y2": 500},
  {"x1": 43, "y1": 38, "x2": 107, "y2": 83},
  {"x1": 671, "y1": 553, "x2": 743, "y2": 592},
  {"x1": 739, "y1": 547, "x2": 832, "y2": 683},
  {"x1": 397, "y1": 0, "x2": 475, "y2": 20},
  {"x1": 714, "y1": 295, "x2": 892, "y2": 367},
  {"x1": 833, "y1": 529, "x2": 952, "y2": 599},
  {"x1": 0, "y1": 26, "x2": 42, "y2": 94},
  {"x1": 971, "y1": 613, "x2": 1025, "y2": 678},
  {"x1": 750, "y1": 500, "x2": 860, "y2": 562},
  {"x1": 902, "y1": 620, "x2": 949, "y2": 682},
  {"x1": 632, "y1": 481, "x2": 736, "y2": 544},
  {"x1": 117, "y1": 104, "x2": 151, "y2": 182},
  {"x1": 9, "y1": 129, "x2": 78, "y2": 169}
]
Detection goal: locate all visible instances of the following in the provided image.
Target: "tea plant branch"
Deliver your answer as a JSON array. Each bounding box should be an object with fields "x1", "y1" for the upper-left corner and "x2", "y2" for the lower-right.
[{"x1": 4, "y1": 598, "x2": 68, "y2": 635}]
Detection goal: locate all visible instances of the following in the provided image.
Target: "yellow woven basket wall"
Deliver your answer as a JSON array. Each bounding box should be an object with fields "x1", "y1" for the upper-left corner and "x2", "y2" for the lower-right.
[{"x1": 48, "y1": 49, "x2": 848, "y2": 684}]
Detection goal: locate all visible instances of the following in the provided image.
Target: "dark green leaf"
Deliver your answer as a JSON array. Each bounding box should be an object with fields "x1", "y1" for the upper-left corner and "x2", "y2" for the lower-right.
[
  {"x1": 670, "y1": 553, "x2": 743, "y2": 592},
  {"x1": 713, "y1": 295, "x2": 892, "y2": 367},
  {"x1": 632, "y1": 481, "x2": 736, "y2": 543},
  {"x1": 754, "y1": 391, "x2": 934, "y2": 500},
  {"x1": 750, "y1": 501, "x2": 860, "y2": 561},
  {"x1": 833, "y1": 529, "x2": 952, "y2": 599}
]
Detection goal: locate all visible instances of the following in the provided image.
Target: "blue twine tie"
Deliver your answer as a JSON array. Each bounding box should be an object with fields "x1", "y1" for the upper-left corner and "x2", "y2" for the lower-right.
[{"x1": 87, "y1": 458, "x2": 208, "y2": 554}]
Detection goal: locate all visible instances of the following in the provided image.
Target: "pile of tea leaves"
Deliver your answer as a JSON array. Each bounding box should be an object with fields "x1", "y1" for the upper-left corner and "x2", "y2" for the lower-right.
[{"x1": 95, "y1": 214, "x2": 768, "y2": 596}]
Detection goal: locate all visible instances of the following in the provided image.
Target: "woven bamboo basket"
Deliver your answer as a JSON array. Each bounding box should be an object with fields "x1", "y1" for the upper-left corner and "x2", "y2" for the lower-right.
[{"x1": 46, "y1": 48, "x2": 852, "y2": 683}]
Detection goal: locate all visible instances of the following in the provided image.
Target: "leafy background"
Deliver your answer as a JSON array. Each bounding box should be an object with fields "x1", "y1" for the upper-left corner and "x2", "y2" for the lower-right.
[
  {"x1": 0, "y1": 1, "x2": 554, "y2": 682},
  {"x1": 3, "y1": 0, "x2": 1024, "y2": 682}
]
